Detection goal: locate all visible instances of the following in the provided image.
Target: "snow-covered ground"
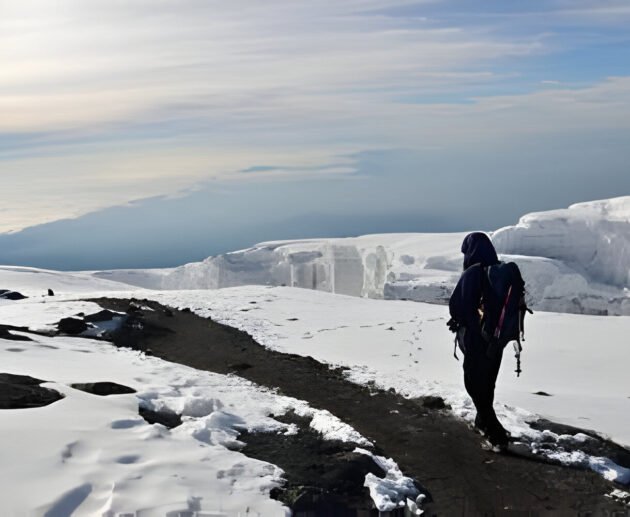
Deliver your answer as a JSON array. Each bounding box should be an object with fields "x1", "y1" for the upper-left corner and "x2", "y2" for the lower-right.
[
  {"x1": 1, "y1": 196, "x2": 629, "y2": 512},
  {"x1": 0, "y1": 266, "x2": 137, "y2": 298},
  {"x1": 0, "y1": 281, "x2": 418, "y2": 515},
  {"x1": 92, "y1": 196, "x2": 630, "y2": 316},
  {"x1": 142, "y1": 286, "x2": 630, "y2": 450}
]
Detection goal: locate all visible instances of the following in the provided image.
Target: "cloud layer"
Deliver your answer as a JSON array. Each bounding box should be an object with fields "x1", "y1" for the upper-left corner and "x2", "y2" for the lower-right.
[{"x1": 1, "y1": 0, "x2": 629, "y2": 234}]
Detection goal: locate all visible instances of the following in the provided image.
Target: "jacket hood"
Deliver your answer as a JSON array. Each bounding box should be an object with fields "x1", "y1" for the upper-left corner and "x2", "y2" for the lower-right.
[{"x1": 461, "y1": 232, "x2": 499, "y2": 270}]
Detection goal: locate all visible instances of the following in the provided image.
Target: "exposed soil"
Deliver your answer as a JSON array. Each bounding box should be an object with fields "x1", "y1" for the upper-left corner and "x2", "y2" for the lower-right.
[
  {"x1": 241, "y1": 411, "x2": 389, "y2": 516},
  {"x1": 91, "y1": 298, "x2": 628, "y2": 515}
]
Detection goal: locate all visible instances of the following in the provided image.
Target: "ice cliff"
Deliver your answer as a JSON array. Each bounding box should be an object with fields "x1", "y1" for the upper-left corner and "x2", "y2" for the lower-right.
[
  {"x1": 492, "y1": 197, "x2": 630, "y2": 315},
  {"x1": 95, "y1": 197, "x2": 630, "y2": 315}
]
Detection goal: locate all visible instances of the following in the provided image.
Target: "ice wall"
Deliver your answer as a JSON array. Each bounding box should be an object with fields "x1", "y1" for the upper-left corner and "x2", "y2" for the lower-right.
[
  {"x1": 158, "y1": 233, "x2": 465, "y2": 301},
  {"x1": 493, "y1": 197, "x2": 630, "y2": 288},
  {"x1": 491, "y1": 196, "x2": 630, "y2": 315},
  {"x1": 95, "y1": 197, "x2": 630, "y2": 315}
]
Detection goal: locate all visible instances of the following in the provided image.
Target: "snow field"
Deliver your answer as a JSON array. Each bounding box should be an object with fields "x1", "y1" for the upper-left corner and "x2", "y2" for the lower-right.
[
  {"x1": 0, "y1": 295, "x2": 417, "y2": 515},
  {"x1": 143, "y1": 286, "x2": 630, "y2": 484},
  {"x1": 0, "y1": 265, "x2": 138, "y2": 298}
]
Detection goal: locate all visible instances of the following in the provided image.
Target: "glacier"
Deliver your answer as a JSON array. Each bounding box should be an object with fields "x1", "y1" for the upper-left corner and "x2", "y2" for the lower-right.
[{"x1": 93, "y1": 196, "x2": 630, "y2": 315}]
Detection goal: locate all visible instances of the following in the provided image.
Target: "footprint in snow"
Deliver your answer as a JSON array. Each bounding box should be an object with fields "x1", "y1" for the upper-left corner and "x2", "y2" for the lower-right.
[{"x1": 116, "y1": 454, "x2": 141, "y2": 464}]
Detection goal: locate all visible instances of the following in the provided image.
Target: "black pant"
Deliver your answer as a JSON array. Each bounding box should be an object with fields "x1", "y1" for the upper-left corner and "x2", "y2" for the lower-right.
[{"x1": 463, "y1": 337, "x2": 506, "y2": 439}]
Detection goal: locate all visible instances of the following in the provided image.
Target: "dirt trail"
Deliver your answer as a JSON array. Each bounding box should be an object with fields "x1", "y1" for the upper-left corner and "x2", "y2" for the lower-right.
[{"x1": 94, "y1": 298, "x2": 627, "y2": 515}]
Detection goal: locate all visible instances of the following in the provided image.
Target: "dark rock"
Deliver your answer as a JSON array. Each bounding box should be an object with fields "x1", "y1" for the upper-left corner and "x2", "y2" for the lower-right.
[
  {"x1": 534, "y1": 391, "x2": 552, "y2": 397},
  {"x1": 287, "y1": 318, "x2": 299, "y2": 321},
  {"x1": 83, "y1": 309, "x2": 118, "y2": 323},
  {"x1": 181, "y1": 307, "x2": 191, "y2": 313},
  {"x1": 57, "y1": 318, "x2": 89, "y2": 335},
  {"x1": 0, "y1": 373, "x2": 64, "y2": 409},
  {"x1": 48, "y1": 289, "x2": 55, "y2": 296},
  {"x1": 0, "y1": 290, "x2": 28, "y2": 300},
  {"x1": 139, "y1": 406, "x2": 183, "y2": 429},
  {"x1": 126, "y1": 303, "x2": 142, "y2": 314},
  {"x1": 0, "y1": 325, "x2": 33, "y2": 341},
  {"x1": 71, "y1": 382, "x2": 136, "y2": 396}
]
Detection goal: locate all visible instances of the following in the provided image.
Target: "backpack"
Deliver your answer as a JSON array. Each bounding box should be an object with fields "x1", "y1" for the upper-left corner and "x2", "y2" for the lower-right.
[{"x1": 480, "y1": 262, "x2": 531, "y2": 374}]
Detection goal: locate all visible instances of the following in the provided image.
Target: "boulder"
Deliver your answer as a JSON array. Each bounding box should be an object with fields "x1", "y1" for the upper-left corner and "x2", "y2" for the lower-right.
[
  {"x1": 0, "y1": 373, "x2": 63, "y2": 409},
  {"x1": 71, "y1": 381, "x2": 136, "y2": 396},
  {"x1": 57, "y1": 318, "x2": 89, "y2": 335}
]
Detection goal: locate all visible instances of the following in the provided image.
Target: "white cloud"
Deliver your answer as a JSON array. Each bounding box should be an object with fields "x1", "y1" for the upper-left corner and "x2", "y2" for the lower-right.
[
  {"x1": 0, "y1": 0, "x2": 541, "y2": 133},
  {"x1": 1, "y1": 0, "x2": 629, "y2": 232}
]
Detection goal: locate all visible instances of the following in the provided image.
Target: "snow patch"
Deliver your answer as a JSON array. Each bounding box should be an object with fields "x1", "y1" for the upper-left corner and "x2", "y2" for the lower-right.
[{"x1": 355, "y1": 447, "x2": 421, "y2": 513}]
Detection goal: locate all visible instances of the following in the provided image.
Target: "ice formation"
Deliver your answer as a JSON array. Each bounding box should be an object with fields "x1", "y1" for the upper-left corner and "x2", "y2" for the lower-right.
[{"x1": 93, "y1": 196, "x2": 630, "y2": 315}]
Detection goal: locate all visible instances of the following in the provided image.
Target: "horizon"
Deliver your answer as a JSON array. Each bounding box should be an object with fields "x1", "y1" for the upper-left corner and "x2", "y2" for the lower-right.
[{"x1": 2, "y1": 1, "x2": 630, "y2": 269}]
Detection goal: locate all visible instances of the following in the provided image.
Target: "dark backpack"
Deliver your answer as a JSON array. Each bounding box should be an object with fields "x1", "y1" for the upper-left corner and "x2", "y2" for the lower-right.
[{"x1": 480, "y1": 262, "x2": 530, "y2": 369}]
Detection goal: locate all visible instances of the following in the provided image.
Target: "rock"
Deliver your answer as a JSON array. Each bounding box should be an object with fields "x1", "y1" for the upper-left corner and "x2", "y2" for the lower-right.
[
  {"x1": 0, "y1": 290, "x2": 28, "y2": 301},
  {"x1": 71, "y1": 382, "x2": 136, "y2": 396},
  {"x1": 57, "y1": 317, "x2": 89, "y2": 335},
  {"x1": 0, "y1": 373, "x2": 64, "y2": 409},
  {"x1": 139, "y1": 406, "x2": 183, "y2": 428},
  {"x1": 83, "y1": 309, "x2": 118, "y2": 323},
  {"x1": 0, "y1": 325, "x2": 33, "y2": 341},
  {"x1": 534, "y1": 391, "x2": 552, "y2": 397},
  {"x1": 47, "y1": 289, "x2": 55, "y2": 296}
]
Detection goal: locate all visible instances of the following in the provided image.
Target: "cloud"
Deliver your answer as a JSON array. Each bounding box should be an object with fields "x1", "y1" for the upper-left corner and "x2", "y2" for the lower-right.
[
  {"x1": 0, "y1": 0, "x2": 542, "y2": 134},
  {"x1": 1, "y1": 0, "x2": 629, "y2": 234}
]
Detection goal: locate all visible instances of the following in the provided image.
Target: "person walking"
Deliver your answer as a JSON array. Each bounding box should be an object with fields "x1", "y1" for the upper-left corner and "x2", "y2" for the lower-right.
[{"x1": 448, "y1": 232, "x2": 516, "y2": 448}]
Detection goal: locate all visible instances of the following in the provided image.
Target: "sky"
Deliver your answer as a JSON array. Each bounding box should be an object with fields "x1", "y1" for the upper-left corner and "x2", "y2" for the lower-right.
[{"x1": 1, "y1": 0, "x2": 630, "y2": 269}]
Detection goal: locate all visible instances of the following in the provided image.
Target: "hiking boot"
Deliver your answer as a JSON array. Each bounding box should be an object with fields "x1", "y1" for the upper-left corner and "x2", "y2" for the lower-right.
[
  {"x1": 488, "y1": 430, "x2": 509, "y2": 450},
  {"x1": 474, "y1": 415, "x2": 489, "y2": 436}
]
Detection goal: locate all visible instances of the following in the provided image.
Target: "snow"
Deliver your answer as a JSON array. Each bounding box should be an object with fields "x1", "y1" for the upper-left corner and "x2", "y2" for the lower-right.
[
  {"x1": 0, "y1": 336, "x2": 286, "y2": 516},
  {"x1": 355, "y1": 448, "x2": 420, "y2": 512},
  {"x1": 607, "y1": 488, "x2": 630, "y2": 507},
  {"x1": 493, "y1": 196, "x2": 630, "y2": 315},
  {"x1": 1, "y1": 193, "x2": 630, "y2": 511},
  {"x1": 0, "y1": 291, "x2": 395, "y2": 515},
  {"x1": 0, "y1": 265, "x2": 139, "y2": 298},
  {"x1": 141, "y1": 285, "x2": 630, "y2": 484},
  {"x1": 89, "y1": 268, "x2": 173, "y2": 290},
  {"x1": 90, "y1": 196, "x2": 630, "y2": 316}
]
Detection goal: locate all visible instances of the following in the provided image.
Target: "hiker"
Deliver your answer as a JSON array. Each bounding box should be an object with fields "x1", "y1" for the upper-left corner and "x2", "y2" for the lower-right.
[{"x1": 447, "y1": 232, "x2": 526, "y2": 448}]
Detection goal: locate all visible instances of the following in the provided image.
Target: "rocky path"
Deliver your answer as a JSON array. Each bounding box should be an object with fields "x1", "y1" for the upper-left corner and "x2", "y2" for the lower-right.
[{"x1": 94, "y1": 298, "x2": 627, "y2": 515}]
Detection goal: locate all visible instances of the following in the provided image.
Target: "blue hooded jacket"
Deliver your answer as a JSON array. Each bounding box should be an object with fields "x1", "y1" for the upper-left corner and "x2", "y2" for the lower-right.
[{"x1": 449, "y1": 232, "x2": 500, "y2": 340}]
